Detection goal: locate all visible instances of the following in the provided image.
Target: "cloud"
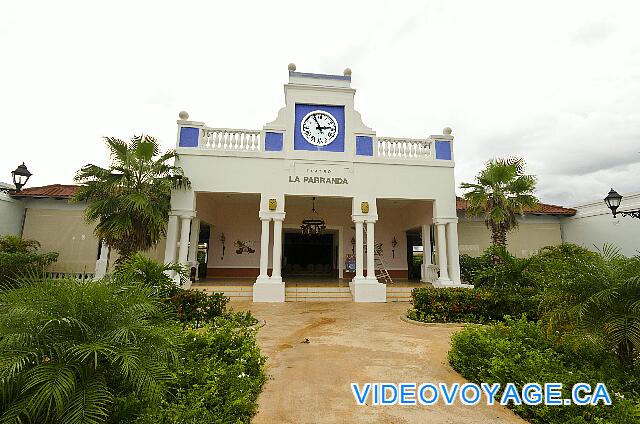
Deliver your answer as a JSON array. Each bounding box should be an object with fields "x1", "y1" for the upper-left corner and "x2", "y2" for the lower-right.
[{"x1": 572, "y1": 21, "x2": 618, "y2": 45}]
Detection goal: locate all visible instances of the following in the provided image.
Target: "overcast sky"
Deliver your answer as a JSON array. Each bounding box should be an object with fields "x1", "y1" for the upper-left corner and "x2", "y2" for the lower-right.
[{"x1": 2, "y1": 1, "x2": 639, "y2": 206}]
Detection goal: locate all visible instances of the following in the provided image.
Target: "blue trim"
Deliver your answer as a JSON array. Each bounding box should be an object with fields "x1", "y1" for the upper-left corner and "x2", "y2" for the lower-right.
[
  {"x1": 294, "y1": 104, "x2": 345, "y2": 152},
  {"x1": 264, "y1": 132, "x2": 284, "y2": 151},
  {"x1": 435, "y1": 140, "x2": 452, "y2": 160},
  {"x1": 356, "y1": 136, "x2": 373, "y2": 156},
  {"x1": 179, "y1": 127, "x2": 199, "y2": 147}
]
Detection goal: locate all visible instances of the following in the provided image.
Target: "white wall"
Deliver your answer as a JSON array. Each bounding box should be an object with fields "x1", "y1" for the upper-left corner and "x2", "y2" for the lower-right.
[
  {"x1": 561, "y1": 192, "x2": 640, "y2": 257},
  {"x1": 0, "y1": 193, "x2": 25, "y2": 236}
]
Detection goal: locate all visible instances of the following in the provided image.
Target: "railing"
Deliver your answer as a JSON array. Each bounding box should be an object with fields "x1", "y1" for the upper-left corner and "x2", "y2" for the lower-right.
[
  {"x1": 424, "y1": 264, "x2": 439, "y2": 284},
  {"x1": 376, "y1": 137, "x2": 433, "y2": 160},
  {"x1": 199, "y1": 127, "x2": 261, "y2": 151},
  {"x1": 45, "y1": 271, "x2": 95, "y2": 281}
]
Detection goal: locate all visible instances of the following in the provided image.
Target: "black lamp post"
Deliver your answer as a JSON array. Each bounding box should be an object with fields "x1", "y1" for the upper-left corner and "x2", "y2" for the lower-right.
[
  {"x1": 12, "y1": 163, "x2": 32, "y2": 191},
  {"x1": 604, "y1": 188, "x2": 640, "y2": 219},
  {"x1": 1, "y1": 163, "x2": 32, "y2": 193}
]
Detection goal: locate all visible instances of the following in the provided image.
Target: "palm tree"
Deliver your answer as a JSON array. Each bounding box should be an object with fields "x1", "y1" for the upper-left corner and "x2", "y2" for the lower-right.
[
  {"x1": 0, "y1": 276, "x2": 178, "y2": 423},
  {"x1": 460, "y1": 157, "x2": 538, "y2": 249},
  {"x1": 0, "y1": 235, "x2": 41, "y2": 253},
  {"x1": 538, "y1": 244, "x2": 640, "y2": 367},
  {"x1": 0, "y1": 235, "x2": 58, "y2": 288},
  {"x1": 73, "y1": 135, "x2": 190, "y2": 262}
]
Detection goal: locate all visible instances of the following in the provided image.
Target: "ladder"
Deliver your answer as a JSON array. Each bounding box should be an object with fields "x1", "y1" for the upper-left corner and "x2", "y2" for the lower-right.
[{"x1": 363, "y1": 226, "x2": 393, "y2": 285}]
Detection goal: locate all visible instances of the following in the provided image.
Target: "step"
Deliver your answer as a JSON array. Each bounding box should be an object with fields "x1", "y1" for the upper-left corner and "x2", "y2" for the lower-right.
[
  {"x1": 386, "y1": 287, "x2": 417, "y2": 303},
  {"x1": 194, "y1": 285, "x2": 253, "y2": 301},
  {"x1": 285, "y1": 287, "x2": 352, "y2": 302}
]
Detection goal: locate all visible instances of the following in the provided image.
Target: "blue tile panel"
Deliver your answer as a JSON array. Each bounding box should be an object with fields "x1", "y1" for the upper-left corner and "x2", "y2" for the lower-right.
[
  {"x1": 435, "y1": 140, "x2": 452, "y2": 160},
  {"x1": 294, "y1": 104, "x2": 345, "y2": 152},
  {"x1": 355, "y1": 136, "x2": 373, "y2": 156},
  {"x1": 265, "y1": 132, "x2": 284, "y2": 151},
  {"x1": 179, "y1": 127, "x2": 199, "y2": 147}
]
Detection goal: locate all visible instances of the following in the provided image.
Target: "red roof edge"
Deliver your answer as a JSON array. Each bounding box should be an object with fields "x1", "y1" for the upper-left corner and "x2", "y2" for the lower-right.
[
  {"x1": 9, "y1": 184, "x2": 79, "y2": 199},
  {"x1": 456, "y1": 196, "x2": 576, "y2": 216}
]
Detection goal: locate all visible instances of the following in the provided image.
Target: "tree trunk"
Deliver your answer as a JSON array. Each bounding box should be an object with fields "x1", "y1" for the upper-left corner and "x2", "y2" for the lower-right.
[{"x1": 490, "y1": 227, "x2": 507, "y2": 264}]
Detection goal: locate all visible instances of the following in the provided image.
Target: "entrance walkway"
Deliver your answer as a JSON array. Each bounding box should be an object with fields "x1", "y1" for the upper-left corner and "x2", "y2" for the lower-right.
[{"x1": 234, "y1": 302, "x2": 525, "y2": 424}]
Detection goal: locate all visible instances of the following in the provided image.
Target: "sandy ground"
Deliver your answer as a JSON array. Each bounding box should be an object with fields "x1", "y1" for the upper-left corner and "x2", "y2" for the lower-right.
[{"x1": 232, "y1": 301, "x2": 526, "y2": 424}]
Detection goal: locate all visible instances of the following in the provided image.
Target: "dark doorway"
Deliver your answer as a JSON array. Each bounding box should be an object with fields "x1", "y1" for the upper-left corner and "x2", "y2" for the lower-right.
[
  {"x1": 197, "y1": 223, "x2": 211, "y2": 279},
  {"x1": 283, "y1": 232, "x2": 335, "y2": 276},
  {"x1": 406, "y1": 231, "x2": 422, "y2": 280}
]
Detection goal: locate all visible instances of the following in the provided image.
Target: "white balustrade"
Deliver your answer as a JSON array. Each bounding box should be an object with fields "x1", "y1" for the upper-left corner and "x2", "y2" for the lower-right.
[
  {"x1": 376, "y1": 137, "x2": 433, "y2": 160},
  {"x1": 199, "y1": 127, "x2": 261, "y2": 151}
]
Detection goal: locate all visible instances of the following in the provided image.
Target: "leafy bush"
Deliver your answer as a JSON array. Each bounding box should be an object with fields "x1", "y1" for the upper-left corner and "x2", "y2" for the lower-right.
[
  {"x1": 459, "y1": 253, "x2": 489, "y2": 283},
  {"x1": 534, "y1": 244, "x2": 640, "y2": 367},
  {"x1": 131, "y1": 311, "x2": 265, "y2": 424},
  {"x1": 449, "y1": 316, "x2": 640, "y2": 424},
  {"x1": 0, "y1": 235, "x2": 58, "y2": 287},
  {"x1": 0, "y1": 277, "x2": 178, "y2": 424},
  {"x1": 169, "y1": 289, "x2": 229, "y2": 328},
  {"x1": 409, "y1": 287, "x2": 492, "y2": 323},
  {"x1": 409, "y1": 287, "x2": 539, "y2": 323},
  {"x1": 114, "y1": 253, "x2": 186, "y2": 297}
]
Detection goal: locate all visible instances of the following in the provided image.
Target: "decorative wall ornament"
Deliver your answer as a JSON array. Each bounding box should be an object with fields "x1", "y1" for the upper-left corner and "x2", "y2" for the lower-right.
[
  {"x1": 220, "y1": 232, "x2": 226, "y2": 260},
  {"x1": 391, "y1": 236, "x2": 398, "y2": 258},
  {"x1": 235, "y1": 240, "x2": 256, "y2": 255},
  {"x1": 361, "y1": 201, "x2": 369, "y2": 214},
  {"x1": 268, "y1": 198, "x2": 277, "y2": 211}
]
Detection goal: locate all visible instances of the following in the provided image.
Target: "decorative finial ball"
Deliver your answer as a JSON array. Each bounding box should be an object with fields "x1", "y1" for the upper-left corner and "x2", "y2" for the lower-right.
[
  {"x1": 443, "y1": 126, "x2": 452, "y2": 135},
  {"x1": 178, "y1": 111, "x2": 189, "y2": 120},
  {"x1": 343, "y1": 67, "x2": 352, "y2": 76},
  {"x1": 288, "y1": 63, "x2": 296, "y2": 71}
]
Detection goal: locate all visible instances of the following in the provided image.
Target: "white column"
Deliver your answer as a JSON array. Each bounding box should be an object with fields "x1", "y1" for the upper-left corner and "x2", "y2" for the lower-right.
[
  {"x1": 177, "y1": 215, "x2": 192, "y2": 266},
  {"x1": 187, "y1": 218, "x2": 200, "y2": 280},
  {"x1": 253, "y1": 209, "x2": 285, "y2": 302},
  {"x1": 354, "y1": 219, "x2": 364, "y2": 280},
  {"x1": 365, "y1": 221, "x2": 377, "y2": 282},
  {"x1": 271, "y1": 217, "x2": 284, "y2": 283},
  {"x1": 420, "y1": 224, "x2": 432, "y2": 282},
  {"x1": 446, "y1": 221, "x2": 461, "y2": 284},
  {"x1": 163, "y1": 214, "x2": 179, "y2": 265},
  {"x1": 94, "y1": 242, "x2": 110, "y2": 279},
  {"x1": 435, "y1": 222, "x2": 451, "y2": 283},
  {"x1": 257, "y1": 218, "x2": 271, "y2": 282}
]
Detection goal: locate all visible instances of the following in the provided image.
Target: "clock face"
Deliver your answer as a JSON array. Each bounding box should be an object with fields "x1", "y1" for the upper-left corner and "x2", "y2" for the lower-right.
[{"x1": 300, "y1": 110, "x2": 339, "y2": 146}]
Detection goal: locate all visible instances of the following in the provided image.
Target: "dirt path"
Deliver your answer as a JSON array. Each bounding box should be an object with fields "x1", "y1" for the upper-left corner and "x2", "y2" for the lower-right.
[{"x1": 233, "y1": 302, "x2": 526, "y2": 424}]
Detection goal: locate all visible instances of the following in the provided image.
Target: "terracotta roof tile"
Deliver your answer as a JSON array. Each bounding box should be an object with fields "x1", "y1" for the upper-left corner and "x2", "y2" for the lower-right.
[
  {"x1": 456, "y1": 197, "x2": 576, "y2": 216},
  {"x1": 10, "y1": 184, "x2": 79, "y2": 199}
]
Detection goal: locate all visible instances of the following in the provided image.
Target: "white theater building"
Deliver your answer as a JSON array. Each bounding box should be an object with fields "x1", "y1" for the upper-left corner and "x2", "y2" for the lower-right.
[{"x1": 163, "y1": 65, "x2": 464, "y2": 302}]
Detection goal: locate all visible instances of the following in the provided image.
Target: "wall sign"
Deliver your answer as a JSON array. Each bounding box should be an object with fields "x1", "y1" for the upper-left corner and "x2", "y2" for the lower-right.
[{"x1": 288, "y1": 163, "x2": 352, "y2": 185}]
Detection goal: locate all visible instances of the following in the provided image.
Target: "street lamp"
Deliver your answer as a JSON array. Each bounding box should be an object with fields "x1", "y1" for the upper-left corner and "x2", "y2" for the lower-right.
[
  {"x1": 1, "y1": 163, "x2": 32, "y2": 193},
  {"x1": 11, "y1": 163, "x2": 32, "y2": 191},
  {"x1": 604, "y1": 188, "x2": 640, "y2": 219}
]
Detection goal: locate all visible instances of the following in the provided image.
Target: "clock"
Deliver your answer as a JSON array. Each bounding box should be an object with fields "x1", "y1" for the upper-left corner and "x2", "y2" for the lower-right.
[{"x1": 300, "y1": 110, "x2": 339, "y2": 146}]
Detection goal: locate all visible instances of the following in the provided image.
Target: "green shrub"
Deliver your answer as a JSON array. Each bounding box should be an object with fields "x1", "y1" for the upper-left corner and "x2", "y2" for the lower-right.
[
  {"x1": 0, "y1": 277, "x2": 178, "y2": 424},
  {"x1": 170, "y1": 289, "x2": 229, "y2": 328},
  {"x1": 131, "y1": 311, "x2": 265, "y2": 424},
  {"x1": 449, "y1": 316, "x2": 640, "y2": 424},
  {"x1": 459, "y1": 253, "x2": 489, "y2": 283},
  {"x1": 409, "y1": 287, "x2": 493, "y2": 323},
  {"x1": 114, "y1": 253, "x2": 186, "y2": 297},
  {"x1": 409, "y1": 287, "x2": 539, "y2": 323},
  {"x1": 534, "y1": 244, "x2": 640, "y2": 367},
  {"x1": 0, "y1": 235, "x2": 58, "y2": 287}
]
